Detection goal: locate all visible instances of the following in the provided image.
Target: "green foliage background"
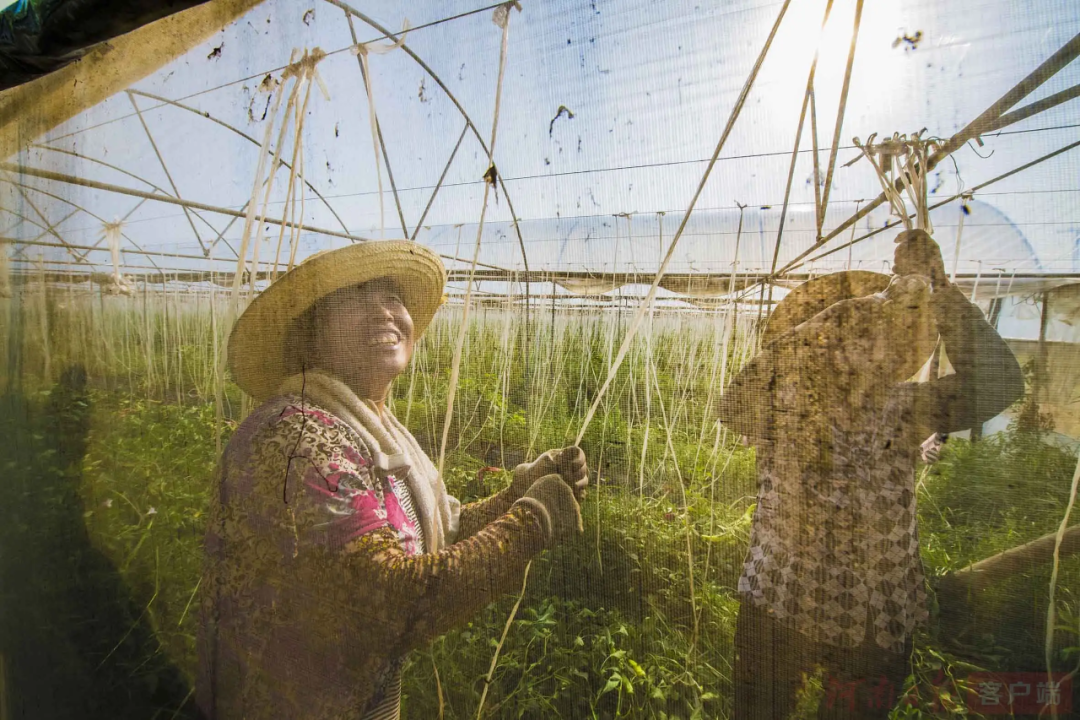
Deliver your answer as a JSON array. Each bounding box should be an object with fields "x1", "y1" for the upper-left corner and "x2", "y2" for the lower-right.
[{"x1": 0, "y1": 290, "x2": 1077, "y2": 718}]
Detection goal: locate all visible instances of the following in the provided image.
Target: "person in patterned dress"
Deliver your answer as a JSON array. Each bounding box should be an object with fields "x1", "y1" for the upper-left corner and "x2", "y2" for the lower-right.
[
  {"x1": 718, "y1": 230, "x2": 1023, "y2": 719},
  {"x1": 196, "y1": 240, "x2": 588, "y2": 720}
]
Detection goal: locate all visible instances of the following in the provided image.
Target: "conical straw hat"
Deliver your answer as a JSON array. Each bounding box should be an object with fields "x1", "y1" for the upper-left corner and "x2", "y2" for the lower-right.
[
  {"x1": 761, "y1": 270, "x2": 891, "y2": 346},
  {"x1": 228, "y1": 240, "x2": 446, "y2": 400}
]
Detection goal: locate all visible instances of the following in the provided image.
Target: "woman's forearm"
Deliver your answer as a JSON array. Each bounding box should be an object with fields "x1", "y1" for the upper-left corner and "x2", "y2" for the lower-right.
[
  {"x1": 456, "y1": 486, "x2": 519, "y2": 540},
  {"x1": 916, "y1": 284, "x2": 1024, "y2": 432},
  {"x1": 339, "y1": 503, "x2": 548, "y2": 656}
]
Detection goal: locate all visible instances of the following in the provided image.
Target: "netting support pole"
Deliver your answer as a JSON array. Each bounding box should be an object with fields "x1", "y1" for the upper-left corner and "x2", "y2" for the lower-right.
[
  {"x1": 574, "y1": 0, "x2": 794, "y2": 445},
  {"x1": 816, "y1": 30, "x2": 1080, "y2": 249},
  {"x1": 0, "y1": 161, "x2": 368, "y2": 243},
  {"x1": 817, "y1": 0, "x2": 863, "y2": 231},
  {"x1": 782, "y1": 138, "x2": 1080, "y2": 274},
  {"x1": 126, "y1": 92, "x2": 209, "y2": 255},
  {"x1": 763, "y1": 0, "x2": 837, "y2": 327}
]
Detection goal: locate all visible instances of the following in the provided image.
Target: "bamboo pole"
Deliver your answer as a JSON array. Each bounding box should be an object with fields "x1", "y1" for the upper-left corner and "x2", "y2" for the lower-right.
[
  {"x1": 35, "y1": 254, "x2": 50, "y2": 383},
  {"x1": 939, "y1": 524, "x2": 1080, "y2": 598},
  {"x1": 817, "y1": 31, "x2": 1080, "y2": 248},
  {"x1": 576, "y1": 0, "x2": 793, "y2": 445},
  {"x1": 0, "y1": 162, "x2": 366, "y2": 244},
  {"x1": 782, "y1": 138, "x2": 1080, "y2": 274}
]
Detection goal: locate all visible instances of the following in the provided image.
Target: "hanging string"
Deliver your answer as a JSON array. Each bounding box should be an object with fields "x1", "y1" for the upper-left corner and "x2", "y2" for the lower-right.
[
  {"x1": 220, "y1": 48, "x2": 328, "y2": 432},
  {"x1": 638, "y1": 214, "x2": 652, "y2": 497},
  {"x1": 429, "y1": 13, "x2": 523, "y2": 710},
  {"x1": 846, "y1": 199, "x2": 862, "y2": 270},
  {"x1": 436, "y1": 1, "x2": 517, "y2": 497},
  {"x1": 232, "y1": 48, "x2": 329, "y2": 304},
  {"x1": 104, "y1": 217, "x2": 123, "y2": 282},
  {"x1": 1046, "y1": 453, "x2": 1080, "y2": 720},
  {"x1": 474, "y1": 559, "x2": 531, "y2": 720},
  {"x1": 763, "y1": 0, "x2": 836, "y2": 317},
  {"x1": 718, "y1": 202, "x2": 745, "y2": 393},
  {"x1": 273, "y1": 65, "x2": 318, "y2": 280},
  {"x1": 574, "y1": 0, "x2": 794, "y2": 446},
  {"x1": 351, "y1": 20, "x2": 410, "y2": 238},
  {"x1": 951, "y1": 192, "x2": 973, "y2": 282},
  {"x1": 0, "y1": 241, "x2": 10, "y2": 298},
  {"x1": 854, "y1": 136, "x2": 912, "y2": 231},
  {"x1": 231, "y1": 50, "x2": 295, "y2": 305},
  {"x1": 292, "y1": 127, "x2": 308, "y2": 270}
]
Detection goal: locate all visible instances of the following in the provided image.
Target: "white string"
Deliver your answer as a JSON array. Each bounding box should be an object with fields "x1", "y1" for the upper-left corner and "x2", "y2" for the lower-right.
[
  {"x1": 574, "y1": 0, "x2": 794, "y2": 446},
  {"x1": 273, "y1": 69, "x2": 316, "y2": 280},
  {"x1": 231, "y1": 50, "x2": 295, "y2": 305},
  {"x1": 857, "y1": 140, "x2": 911, "y2": 231},
  {"x1": 233, "y1": 48, "x2": 330, "y2": 302},
  {"x1": 103, "y1": 218, "x2": 123, "y2": 282},
  {"x1": 350, "y1": 20, "x2": 408, "y2": 239},
  {"x1": 951, "y1": 194, "x2": 969, "y2": 282},
  {"x1": 436, "y1": 4, "x2": 514, "y2": 492},
  {"x1": 1046, "y1": 454, "x2": 1080, "y2": 720}
]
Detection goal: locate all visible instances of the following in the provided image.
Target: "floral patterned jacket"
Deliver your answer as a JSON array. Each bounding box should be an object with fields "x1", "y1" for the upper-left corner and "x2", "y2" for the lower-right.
[{"x1": 196, "y1": 395, "x2": 549, "y2": 719}]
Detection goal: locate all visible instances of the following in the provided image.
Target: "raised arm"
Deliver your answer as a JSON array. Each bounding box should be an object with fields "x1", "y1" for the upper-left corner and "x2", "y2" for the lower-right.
[
  {"x1": 909, "y1": 282, "x2": 1024, "y2": 435},
  {"x1": 892, "y1": 230, "x2": 1024, "y2": 436},
  {"x1": 340, "y1": 506, "x2": 545, "y2": 655}
]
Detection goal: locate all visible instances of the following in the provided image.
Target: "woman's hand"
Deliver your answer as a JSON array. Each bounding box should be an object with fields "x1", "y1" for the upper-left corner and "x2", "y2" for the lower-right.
[
  {"x1": 893, "y1": 229, "x2": 948, "y2": 288},
  {"x1": 920, "y1": 432, "x2": 946, "y2": 463},
  {"x1": 516, "y1": 475, "x2": 584, "y2": 543},
  {"x1": 512, "y1": 447, "x2": 588, "y2": 502}
]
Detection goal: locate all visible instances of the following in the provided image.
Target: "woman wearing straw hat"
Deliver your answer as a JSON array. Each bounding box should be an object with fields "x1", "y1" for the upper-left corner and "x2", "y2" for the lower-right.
[
  {"x1": 196, "y1": 240, "x2": 588, "y2": 720},
  {"x1": 720, "y1": 230, "x2": 1022, "y2": 719}
]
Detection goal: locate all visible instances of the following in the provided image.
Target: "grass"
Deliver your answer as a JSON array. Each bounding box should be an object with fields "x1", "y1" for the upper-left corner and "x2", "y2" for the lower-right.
[{"x1": 1, "y1": 287, "x2": 1078, "y2": 718}]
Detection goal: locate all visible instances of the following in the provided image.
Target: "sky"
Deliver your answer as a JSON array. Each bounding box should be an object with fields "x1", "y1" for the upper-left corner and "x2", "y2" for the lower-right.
[{"x1": 3, "y1": 0, "x2": 1080, "y2": 283}]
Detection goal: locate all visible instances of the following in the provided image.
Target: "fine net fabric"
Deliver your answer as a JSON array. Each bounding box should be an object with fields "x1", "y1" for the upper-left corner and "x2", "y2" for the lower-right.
[{"x1": 1, "y1": 1, "x2": 1080, "y2": 718}]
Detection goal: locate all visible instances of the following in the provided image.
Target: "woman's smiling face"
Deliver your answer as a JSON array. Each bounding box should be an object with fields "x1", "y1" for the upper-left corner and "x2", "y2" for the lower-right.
[{"x1": 310, "y1": 277, "x2": 415, "y2": 401}]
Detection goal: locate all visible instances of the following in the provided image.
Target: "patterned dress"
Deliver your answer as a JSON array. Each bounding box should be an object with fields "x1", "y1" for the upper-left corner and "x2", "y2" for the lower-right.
[
  {"x1": 196, "y1": 395, "x2": 549, "y2": 719},
  {"x1": 736, "y1": 387, "x2": 930, "y2": 652},
  {"x1": 722, "y1": 283, "x2": 1023, "y2": 653}
]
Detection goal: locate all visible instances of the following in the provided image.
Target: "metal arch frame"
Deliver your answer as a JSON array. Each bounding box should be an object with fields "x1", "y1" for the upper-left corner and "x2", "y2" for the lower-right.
[
  {"x1": 122, "y1": 89, "x2": 351, "y2": 236},
  {"x1": 323, "y1": 0, "x2": 532, "y2": 278},
  {"x1": 787, "y1": 30, "x2": 1080, "y2": 275},
  {"x1": 1, "y1": 178, "x2": 166, "y2": 273},
  {"x1": 323, "y1": 0, "x2": 536, "y2": 408},
  {"x1": 2, "y1": 209, "x2": 83, "y2": 264},
  {"x1": 28, "y1": 142, "x2": 242, "y2": 259}
]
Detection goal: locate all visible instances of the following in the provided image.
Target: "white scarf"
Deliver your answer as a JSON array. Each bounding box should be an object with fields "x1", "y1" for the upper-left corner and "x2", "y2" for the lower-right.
[{"x1": 278, "y1": 371, "x2": 460, "y2": 554}]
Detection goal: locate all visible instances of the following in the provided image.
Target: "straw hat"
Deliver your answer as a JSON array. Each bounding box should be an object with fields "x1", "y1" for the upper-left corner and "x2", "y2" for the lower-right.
[
  {"x1": 228, "y1": 240, "x2": 446, "y2": 400},
  {"x1": 761, "y1": 270, "x2": 891, "y2": 346}
]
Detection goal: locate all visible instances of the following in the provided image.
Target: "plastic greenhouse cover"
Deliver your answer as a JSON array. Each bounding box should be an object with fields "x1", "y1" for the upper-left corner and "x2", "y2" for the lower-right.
[{"x1": 2, "y1": 2, "x2": 1080, "y2": 720}]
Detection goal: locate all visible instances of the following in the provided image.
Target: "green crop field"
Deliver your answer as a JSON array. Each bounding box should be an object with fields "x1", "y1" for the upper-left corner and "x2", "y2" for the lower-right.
[{"x1": 1, "y1": 286, "x2": 1078, "y2": 719}]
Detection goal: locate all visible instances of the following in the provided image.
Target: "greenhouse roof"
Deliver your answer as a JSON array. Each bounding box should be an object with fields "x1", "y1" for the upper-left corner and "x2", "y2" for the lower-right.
[{"x1": 1, "y1": 0, "x2": 1079, "y2": 301}]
